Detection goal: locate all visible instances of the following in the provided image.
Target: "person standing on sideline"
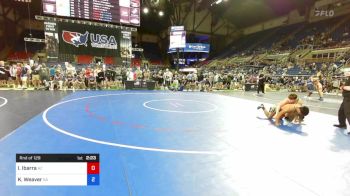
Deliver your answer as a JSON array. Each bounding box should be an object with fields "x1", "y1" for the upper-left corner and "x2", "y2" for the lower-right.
[
  {"x1": 257, "y1": 74, "x2": 265, "y2": 95},
  {"x1": 334, "y1": 67, "x2": 350, "y2": 134},
  {"x1": 313, "y1": 77, "x2": 324, "y2": 101},
  {"x1": 305, "y1": 76, "x2": 324, "y2": 101}
]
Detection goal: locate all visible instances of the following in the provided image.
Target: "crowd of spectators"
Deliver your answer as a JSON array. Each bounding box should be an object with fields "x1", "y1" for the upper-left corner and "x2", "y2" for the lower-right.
[
  {"x1": 0, "y1": 59, "x2": 347, "y2": 95},
  {"x1": 299, "y1": 26, "x2": 350, "y2": 49}
]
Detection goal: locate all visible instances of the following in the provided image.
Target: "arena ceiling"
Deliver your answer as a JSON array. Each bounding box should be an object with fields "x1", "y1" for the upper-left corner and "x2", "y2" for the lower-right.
[
  {"x1": 140, "y1": 0, "x2": 317, "y2": 34},
  {"x1": 213, "y1": 0, "x2": 315, "y2": 27}
]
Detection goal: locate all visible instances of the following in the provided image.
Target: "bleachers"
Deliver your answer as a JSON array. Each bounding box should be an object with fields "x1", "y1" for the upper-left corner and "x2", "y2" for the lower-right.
[
  {"x1": 7, "y1": 51, "x2": 33, "y2": 61},
  {"x1": 59, "y1": 53, "x2": 75, "y2": 63},
  {"x1": 286, "y1": 66, "x2": 302, "y2": 75},
  {"x1": 257, "y1": 23, "x2": 302, "y2": 49},
  {"x1": 206, "y1": 14, "x2": 350, "y2": 74},
  {"x1": 226, "y1": 15, "x2": 349, "y2": 56},
  {"x1": 288, "y1": 17, "x2": 345, "y2": 48}
]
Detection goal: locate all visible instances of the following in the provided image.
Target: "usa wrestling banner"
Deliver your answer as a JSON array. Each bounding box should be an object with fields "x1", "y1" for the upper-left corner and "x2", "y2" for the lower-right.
[{"x1": 57, "y1": 22, "x2": 123, "y2": 57}]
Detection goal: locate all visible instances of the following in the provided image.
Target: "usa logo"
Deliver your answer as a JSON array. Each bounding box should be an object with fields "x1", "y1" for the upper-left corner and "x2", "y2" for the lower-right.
[{"x1": 62, "y1": 31, "x2": 89, "y2": 47}]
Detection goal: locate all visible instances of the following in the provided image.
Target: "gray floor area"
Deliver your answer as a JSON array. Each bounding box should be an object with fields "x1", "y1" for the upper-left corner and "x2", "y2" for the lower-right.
[
  {"x1": 214, "y1": 91, "x2": 342, "y2": 116},
  {"x1": 0, "y1": 90, "x2": 71, "y2": 139}
]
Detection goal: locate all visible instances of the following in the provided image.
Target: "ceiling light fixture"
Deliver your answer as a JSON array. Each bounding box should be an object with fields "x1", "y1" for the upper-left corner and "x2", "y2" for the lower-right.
[
  {"x1": 143, "y1": 7, "x2": 149, "y2": 14},
  {"x1": 211, "y1": 0, "x2": 223, "y2": 6}
]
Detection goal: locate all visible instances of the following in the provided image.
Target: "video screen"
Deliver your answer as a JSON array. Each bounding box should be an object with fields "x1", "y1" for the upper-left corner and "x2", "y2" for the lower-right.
[{"x1": 42, "y1": 0, "x2": 140, "y2": 26}]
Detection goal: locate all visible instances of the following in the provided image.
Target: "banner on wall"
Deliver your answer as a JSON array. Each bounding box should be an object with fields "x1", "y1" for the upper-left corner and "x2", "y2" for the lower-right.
[
  {"x1": 168, "y1": 43, "x2": 210, "y2": 53},
  {"x1": 120, "y1": 30, "x2": 132, "y2": 58},
  {"x1": 57, "y1": 22, "x2": 123, "y2": 57},
  {"x1": 44, "y1": 21, "x2": 59, "y2": 62}
]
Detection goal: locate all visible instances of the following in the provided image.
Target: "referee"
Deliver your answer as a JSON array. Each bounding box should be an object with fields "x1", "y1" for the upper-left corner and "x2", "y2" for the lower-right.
[
  {"x1": 334, "y1": 67, "x2": 350, "y2": 134},
  {"x1": 257, "y1": 74, "x2": 265, "y2": 95}
]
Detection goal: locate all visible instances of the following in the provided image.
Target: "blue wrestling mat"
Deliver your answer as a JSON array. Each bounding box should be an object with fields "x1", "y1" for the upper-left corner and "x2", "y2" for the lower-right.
[{"x1": 0, "y1": 91, "x2": 349, "y2": 196}]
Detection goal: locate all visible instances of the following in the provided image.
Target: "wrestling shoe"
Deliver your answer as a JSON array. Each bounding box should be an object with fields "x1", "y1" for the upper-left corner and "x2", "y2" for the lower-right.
[
  {"x1": 269, "y1": 107, "x2": 276, "y2": 113},
  {"x1": 343, "y1": 129, "x2": 350, "y2": 135},
  {"x1": 318, "y1": 97, "x2": 324, "y2": 101},
  {"x1": 333, "y1": 124, "x2": 347, "y2": 129},
  {"x1": 257, "y1": 104, "x2": 265, "y2": 110}
]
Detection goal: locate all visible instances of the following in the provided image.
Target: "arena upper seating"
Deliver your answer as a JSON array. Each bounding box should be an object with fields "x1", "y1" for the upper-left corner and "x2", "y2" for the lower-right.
[
  {"x1": 239, "y1": 17, "x2": 346, "y2": 54},
  {"x1": 140, "y1": 42, "x2": 162, "y2": 61},
  {"x1": 205, "y1": 14, "x2": 350, "y2": 77}
]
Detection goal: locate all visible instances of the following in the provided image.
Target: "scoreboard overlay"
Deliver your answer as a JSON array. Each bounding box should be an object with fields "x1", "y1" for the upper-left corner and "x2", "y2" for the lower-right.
[{"x1": 16, "y1": 154, "x2": 99, "y2": 186}]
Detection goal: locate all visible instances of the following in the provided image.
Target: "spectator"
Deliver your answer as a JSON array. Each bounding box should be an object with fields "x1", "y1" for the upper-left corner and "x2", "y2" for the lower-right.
[
  {"x1": 143, "y1": 69, "x2": 151, "y2": 81},
  {"x1": 163, "y1": 68, "x2": 173, "y2": 88},
  {"x1": 31, "y1": 64, "x2": 41, "y2": 89},
  {"x1": 15, "y1": 63, "x2": 22, "y2": 88},
  {"x1": 49, "y1": 65, "x2": 56, "y2": 80},
  {"x1": 84, "y1": 66, "x2": 92, "y2": 89},
  {"x1": 9, "y1": 64, "x2": 17, "y2": 88},
  {"x1": 21, "y1": 63, "x2": 31, "y2": 89},
  {"x1": 0, "y1": 61, "x2": 8, "y2": 87},
  {"x1": 51, "y1": 70, "x2": 64, "y2": 90},
  {"x1": 39, "y1": 64, "x2": 50, "y2": 85},
  {"x1": 65, "y1": 72, "x2": 75, "y2": 90},
  {"x1": 126, "y1": 68, "x2": 134, "y2": 81},
  {"x1": 96, "y1": 67, "x2": 105, "y2": 90},
  {"x1": 74, "y1": 71, "x2": 85, "y2": 89}
]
